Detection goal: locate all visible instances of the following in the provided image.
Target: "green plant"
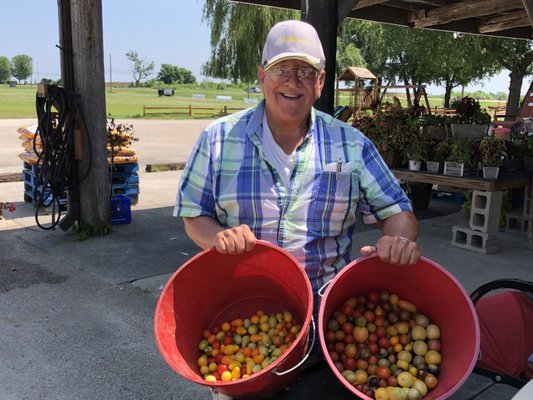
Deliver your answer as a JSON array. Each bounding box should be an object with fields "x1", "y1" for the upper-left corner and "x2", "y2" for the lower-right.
[
  {"x1": 478, "y1": 136, "x2": 507, "y2": 167},
  {"x1": 352, "y1": 105, "x2": 422, "y2": 165},
  {"x1": 405, "y1": 129, "x2": 433, "y2": 161},
  {"x1": 431, "y1": 139, "x2": 452, "y2": 162},
  {"x1": 448, "y1": 138, "x2": 478, "y2": 170},
  {"x1": 420, "y1": 113, "x2": 451, "y2": 128},
  {"x1": 450, "y1": 96, "x2": 491, "y2": 125}
]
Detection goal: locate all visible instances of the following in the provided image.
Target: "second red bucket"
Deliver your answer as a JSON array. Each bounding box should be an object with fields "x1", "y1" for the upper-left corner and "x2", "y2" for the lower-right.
[
  {"x1": 154, "y1": 241, "x2": 314, "y2": 399},
  {"x1": 318, "y1": 254, "x2": 480, "y2": 400}
]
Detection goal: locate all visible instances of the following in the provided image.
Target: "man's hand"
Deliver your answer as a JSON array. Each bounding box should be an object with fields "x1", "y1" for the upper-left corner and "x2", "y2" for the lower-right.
[
  {"x1": 360, "y1": 235, "x2": 420, "y2": 266},
  {"x1": 213, "y1": 224, "x2": 257, "y2": 255}
]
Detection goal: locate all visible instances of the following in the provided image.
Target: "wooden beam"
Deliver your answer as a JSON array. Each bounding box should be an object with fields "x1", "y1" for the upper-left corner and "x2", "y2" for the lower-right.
[
  {"x1": 411, "y1": 0, "x2": 523, "y2": 28},
  {"x1": 479, "y1": 12, "x2": 531, "y2": 33},
  {"x1": 339, "y1": 0, "x2": 359, "y2": 22},
  {"x1": 353, "y1": 0, "x2": 389, "y2": 9},
  {"x1": 522, "y1": 0, "x2": 533, "y2": 29}
]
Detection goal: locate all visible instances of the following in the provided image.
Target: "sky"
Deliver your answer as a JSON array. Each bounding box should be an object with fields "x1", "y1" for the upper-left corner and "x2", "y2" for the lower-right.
[{"x1": 0, "y1": 0, "x2": 530, "y2": 95}]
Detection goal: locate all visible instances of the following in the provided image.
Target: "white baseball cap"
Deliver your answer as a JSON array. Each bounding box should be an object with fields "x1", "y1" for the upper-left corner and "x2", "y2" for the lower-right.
[{"x1": 261, "y1": 20, "x2": 325, "y2": 71}]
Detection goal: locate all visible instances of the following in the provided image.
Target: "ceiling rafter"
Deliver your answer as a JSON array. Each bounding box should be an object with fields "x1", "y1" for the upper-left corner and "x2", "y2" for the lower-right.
[
  {"x1": 231, "y1": 0, "x2": 533, "y2": 39},
  {"x1": 410, "y1": 0, "x2": 524, "y2": 29}
]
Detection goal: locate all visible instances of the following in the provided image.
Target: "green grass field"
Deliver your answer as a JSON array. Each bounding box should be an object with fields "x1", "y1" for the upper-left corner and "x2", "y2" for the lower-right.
[
  {"x1": 0, "y1": 84, "x2": 265, "y2": 119},
  {"x1": 0, "y1": 83, "x2": 502, "y2": 120}
]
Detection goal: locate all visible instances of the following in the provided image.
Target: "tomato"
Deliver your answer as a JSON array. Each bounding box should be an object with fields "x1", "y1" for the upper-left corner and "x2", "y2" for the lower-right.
[
  {"x1": 344, "y1": 343, "x2": 357, "y2": 358},
  {"x1": 343, "y1": 357, "x2": 357, "y2": 371},
  {"x1": 368, "y1": 290, "x2": 380, "y2": 303},
  {"x1": 378, "y1": 336, "x2": 390, "y2": 348},
  {"x1": 325, "y1": 330, "x2": 336, "y2": 342},
  {"x1": 353, "y1": 326, "x2": 369, "y2": 343},
  {"x1": 342, "y1": 322, "x2": 355, "y2": 335},
  {"x1": 376, "y1": 365, "x2": 391, "y2": 380}
]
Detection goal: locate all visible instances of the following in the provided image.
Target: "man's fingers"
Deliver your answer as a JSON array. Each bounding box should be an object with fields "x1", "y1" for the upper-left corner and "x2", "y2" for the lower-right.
[{"x1": 360, "y1": 245, "x2": 377, "y2": 256}]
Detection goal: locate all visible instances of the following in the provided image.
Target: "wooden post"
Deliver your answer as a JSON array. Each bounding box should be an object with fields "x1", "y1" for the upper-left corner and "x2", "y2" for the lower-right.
[
  {"x1": 302, "y1": 0, "x2": 338, "y2": 116},
  {"x1": 189, "y1": 105, "x2": 192, "y2": 116},
  {"x1": 143, "y1": 105, "x2": 146, "y2": 117},
  {"x1": 70, "y1": 0, "x2": 110, "y2": 235}
]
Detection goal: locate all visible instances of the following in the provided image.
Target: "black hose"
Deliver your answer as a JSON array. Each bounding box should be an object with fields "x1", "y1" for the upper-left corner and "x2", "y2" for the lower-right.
[{"x1": 33, "y1": 85, "x2": 78, "y2": 230}]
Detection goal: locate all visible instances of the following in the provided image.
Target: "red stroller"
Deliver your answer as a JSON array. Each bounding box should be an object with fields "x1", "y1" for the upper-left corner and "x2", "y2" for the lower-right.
[{"x1": 470, "y1": 278, "x2": 533, "y2": 389}]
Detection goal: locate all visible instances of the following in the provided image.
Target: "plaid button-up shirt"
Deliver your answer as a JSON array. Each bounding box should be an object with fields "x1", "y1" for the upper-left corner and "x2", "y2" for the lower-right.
[{"x1": 175, "y1": 100, "x2": 411, "y2": 293}]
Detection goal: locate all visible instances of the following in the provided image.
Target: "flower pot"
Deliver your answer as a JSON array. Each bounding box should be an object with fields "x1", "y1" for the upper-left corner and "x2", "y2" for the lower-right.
[
  {"x1": 426, "y1": 161, "x2": 440, "y2": 173},
  {"x1": 408, "y1": 160, "x2": 422, "y2": 171},
  {"x1": 482, "y1": 166, "x2": 500, "y2": 179},
  {"x1": 451, "y1": 124, "x2": 489, "y2": 139},
  {"x1": 492, "y1": 127, "x2": 510, "y2": 141},
  {"x1": 425, "y1": 125, "x2": 449, "y2": 140}
]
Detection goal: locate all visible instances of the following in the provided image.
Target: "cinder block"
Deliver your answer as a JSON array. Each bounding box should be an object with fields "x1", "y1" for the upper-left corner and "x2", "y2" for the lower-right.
[
  {"x1": 505, "y1": 212, "x2": 529, "y2": 233},
  {"x1": 451, "y1": 226, "x2": 499, "y2": 254},
  {"x1": 469, "y1": 190, "x2": 503, "y2": 233}
]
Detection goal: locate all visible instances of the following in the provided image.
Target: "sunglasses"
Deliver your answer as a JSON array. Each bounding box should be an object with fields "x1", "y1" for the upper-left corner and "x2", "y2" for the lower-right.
[{"x1": 267, "y1": 66, "x2": 320, "y2": 85}]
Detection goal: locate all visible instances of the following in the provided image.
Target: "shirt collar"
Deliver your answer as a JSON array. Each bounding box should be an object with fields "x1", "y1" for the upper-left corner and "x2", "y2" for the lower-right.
[{"x1": 246, "y1": 99, "x2": 316, "y2": 145}]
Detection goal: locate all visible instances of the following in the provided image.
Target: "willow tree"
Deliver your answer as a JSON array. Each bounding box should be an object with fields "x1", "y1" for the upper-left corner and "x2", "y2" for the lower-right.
[{"x1": 201, "y1": 0, "x2": 297, "y2": 83}]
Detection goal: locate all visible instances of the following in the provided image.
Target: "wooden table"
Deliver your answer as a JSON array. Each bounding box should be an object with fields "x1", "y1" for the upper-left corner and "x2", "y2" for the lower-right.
[
  {"x1": 391, "y1": 169, "x2": 533, "y2": 248},
  {"x1": 270, "y1": 360, "x2": 520, "y2": 399},
  {"x1": 391, "y1": 169, "x2": 532, "y2": 192}
]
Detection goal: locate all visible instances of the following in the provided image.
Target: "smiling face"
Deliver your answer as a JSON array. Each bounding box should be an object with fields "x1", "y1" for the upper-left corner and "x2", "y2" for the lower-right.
[{"x1": 258, "y1": 59, "x2": 325, "y2": 136}]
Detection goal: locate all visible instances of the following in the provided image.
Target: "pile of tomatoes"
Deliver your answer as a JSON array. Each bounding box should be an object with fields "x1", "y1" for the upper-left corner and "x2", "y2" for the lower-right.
[
  {"x1": 323, "y1": 290, "x2": 442, "y2": 400},
  {"x1": 197, "y1": 309, "x2": 301, "y2": 382}
]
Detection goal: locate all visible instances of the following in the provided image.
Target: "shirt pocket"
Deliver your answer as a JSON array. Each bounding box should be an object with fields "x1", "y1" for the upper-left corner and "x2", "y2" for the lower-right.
[{"x1": 307, "y1": 171, "x2": 359, "y2": 236}]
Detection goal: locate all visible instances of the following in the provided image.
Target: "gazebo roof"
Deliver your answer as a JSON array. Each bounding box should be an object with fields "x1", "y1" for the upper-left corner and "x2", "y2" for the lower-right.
[{"x1": 337, "y1": 67, "x2": 377, "y2": 81}]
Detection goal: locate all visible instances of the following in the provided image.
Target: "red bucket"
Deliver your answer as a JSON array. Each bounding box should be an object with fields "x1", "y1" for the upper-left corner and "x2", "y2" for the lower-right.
[
  {"x1": 318, "y1": 255, "x2": 480, "y2": 400},
  {"x1": 154, "y1": 241, "x2": 314, "y2": 400}
]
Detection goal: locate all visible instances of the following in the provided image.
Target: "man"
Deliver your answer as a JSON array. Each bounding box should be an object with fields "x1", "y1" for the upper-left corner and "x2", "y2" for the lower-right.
[
  {"x1": 175, "y1": 18, "x2": 419, "y2": 399},
  {"x1": 176, "y1": 19, "x2": 419, "y2": 289}
]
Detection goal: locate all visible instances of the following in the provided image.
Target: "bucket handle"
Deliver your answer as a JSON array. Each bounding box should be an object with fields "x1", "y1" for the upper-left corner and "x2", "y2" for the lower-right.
[
  {"x1": 272, "y1": 316, "x2": 315, "y2": 376},
  {"x1": 317, "y1": 280, "x2": 332, "y2": 298}
]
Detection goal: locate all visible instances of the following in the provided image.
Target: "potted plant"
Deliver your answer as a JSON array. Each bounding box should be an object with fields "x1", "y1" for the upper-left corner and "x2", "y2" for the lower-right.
[
  {"x1": 352, "y1": 105, "x2": 421, "y2": 169},
  {"x1": 445, "y1": 138, "x2": 478, "y2": 176},
  {"x1": 405, "y1": 129, "x2": 433, "y2": 171},
  {"x1": 450, "y1": 97, "x2": 492, "y2": 139},
  {"x1": 420, "y1": 113, "x2": 451, "y2": 141},
  {"x1": 478, "y1": 135, "x2": 507, "y2": 179},
  {"x1": 426, "y1": 139, "x2": 451, "y2": 173}
]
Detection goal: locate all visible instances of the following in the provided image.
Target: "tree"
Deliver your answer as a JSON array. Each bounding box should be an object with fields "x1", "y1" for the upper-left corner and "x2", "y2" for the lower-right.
[
  {"x1": 426, "y1": 33, "x2": 498, "y2": 107},
  {"x1": 157, "y1": 64, "x2": 197, "y2": 84},
  {"x1": 335, "y1": 40, "x2": 366, "y2": 76},
  {"x1": 480, "y1": 38, "x2": 533, "y2": 116},
  {"x1": 201, "y1": 0, "x2": 297, "y2": 83},
  {"x1": 11, "y1": 54, "x2": 33, "y2": 84},
  {"x1": 125, "y1": 51, "x2": 155, "y2": 86},
  {"x1": 0, "y1": 56, "x2": 11, "y2": 83},
  {"x1": 341, "y1": 21, "x2": 499, "y2": 107}
]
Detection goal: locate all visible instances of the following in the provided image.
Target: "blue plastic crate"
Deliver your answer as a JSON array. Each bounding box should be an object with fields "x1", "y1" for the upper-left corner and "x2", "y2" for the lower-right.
[
  {"x1": 109, "y1": 162, "x2": 138, "y2": 176},
  {"x1": 111, "y1": 172, "x2": 139, "y2": 186},
  {"x1": 111, "y1": 183, "x2": 140, "y2": 196},
  {"x1": 110, "y1": 195, "x2": 131, "y2": 224}
]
